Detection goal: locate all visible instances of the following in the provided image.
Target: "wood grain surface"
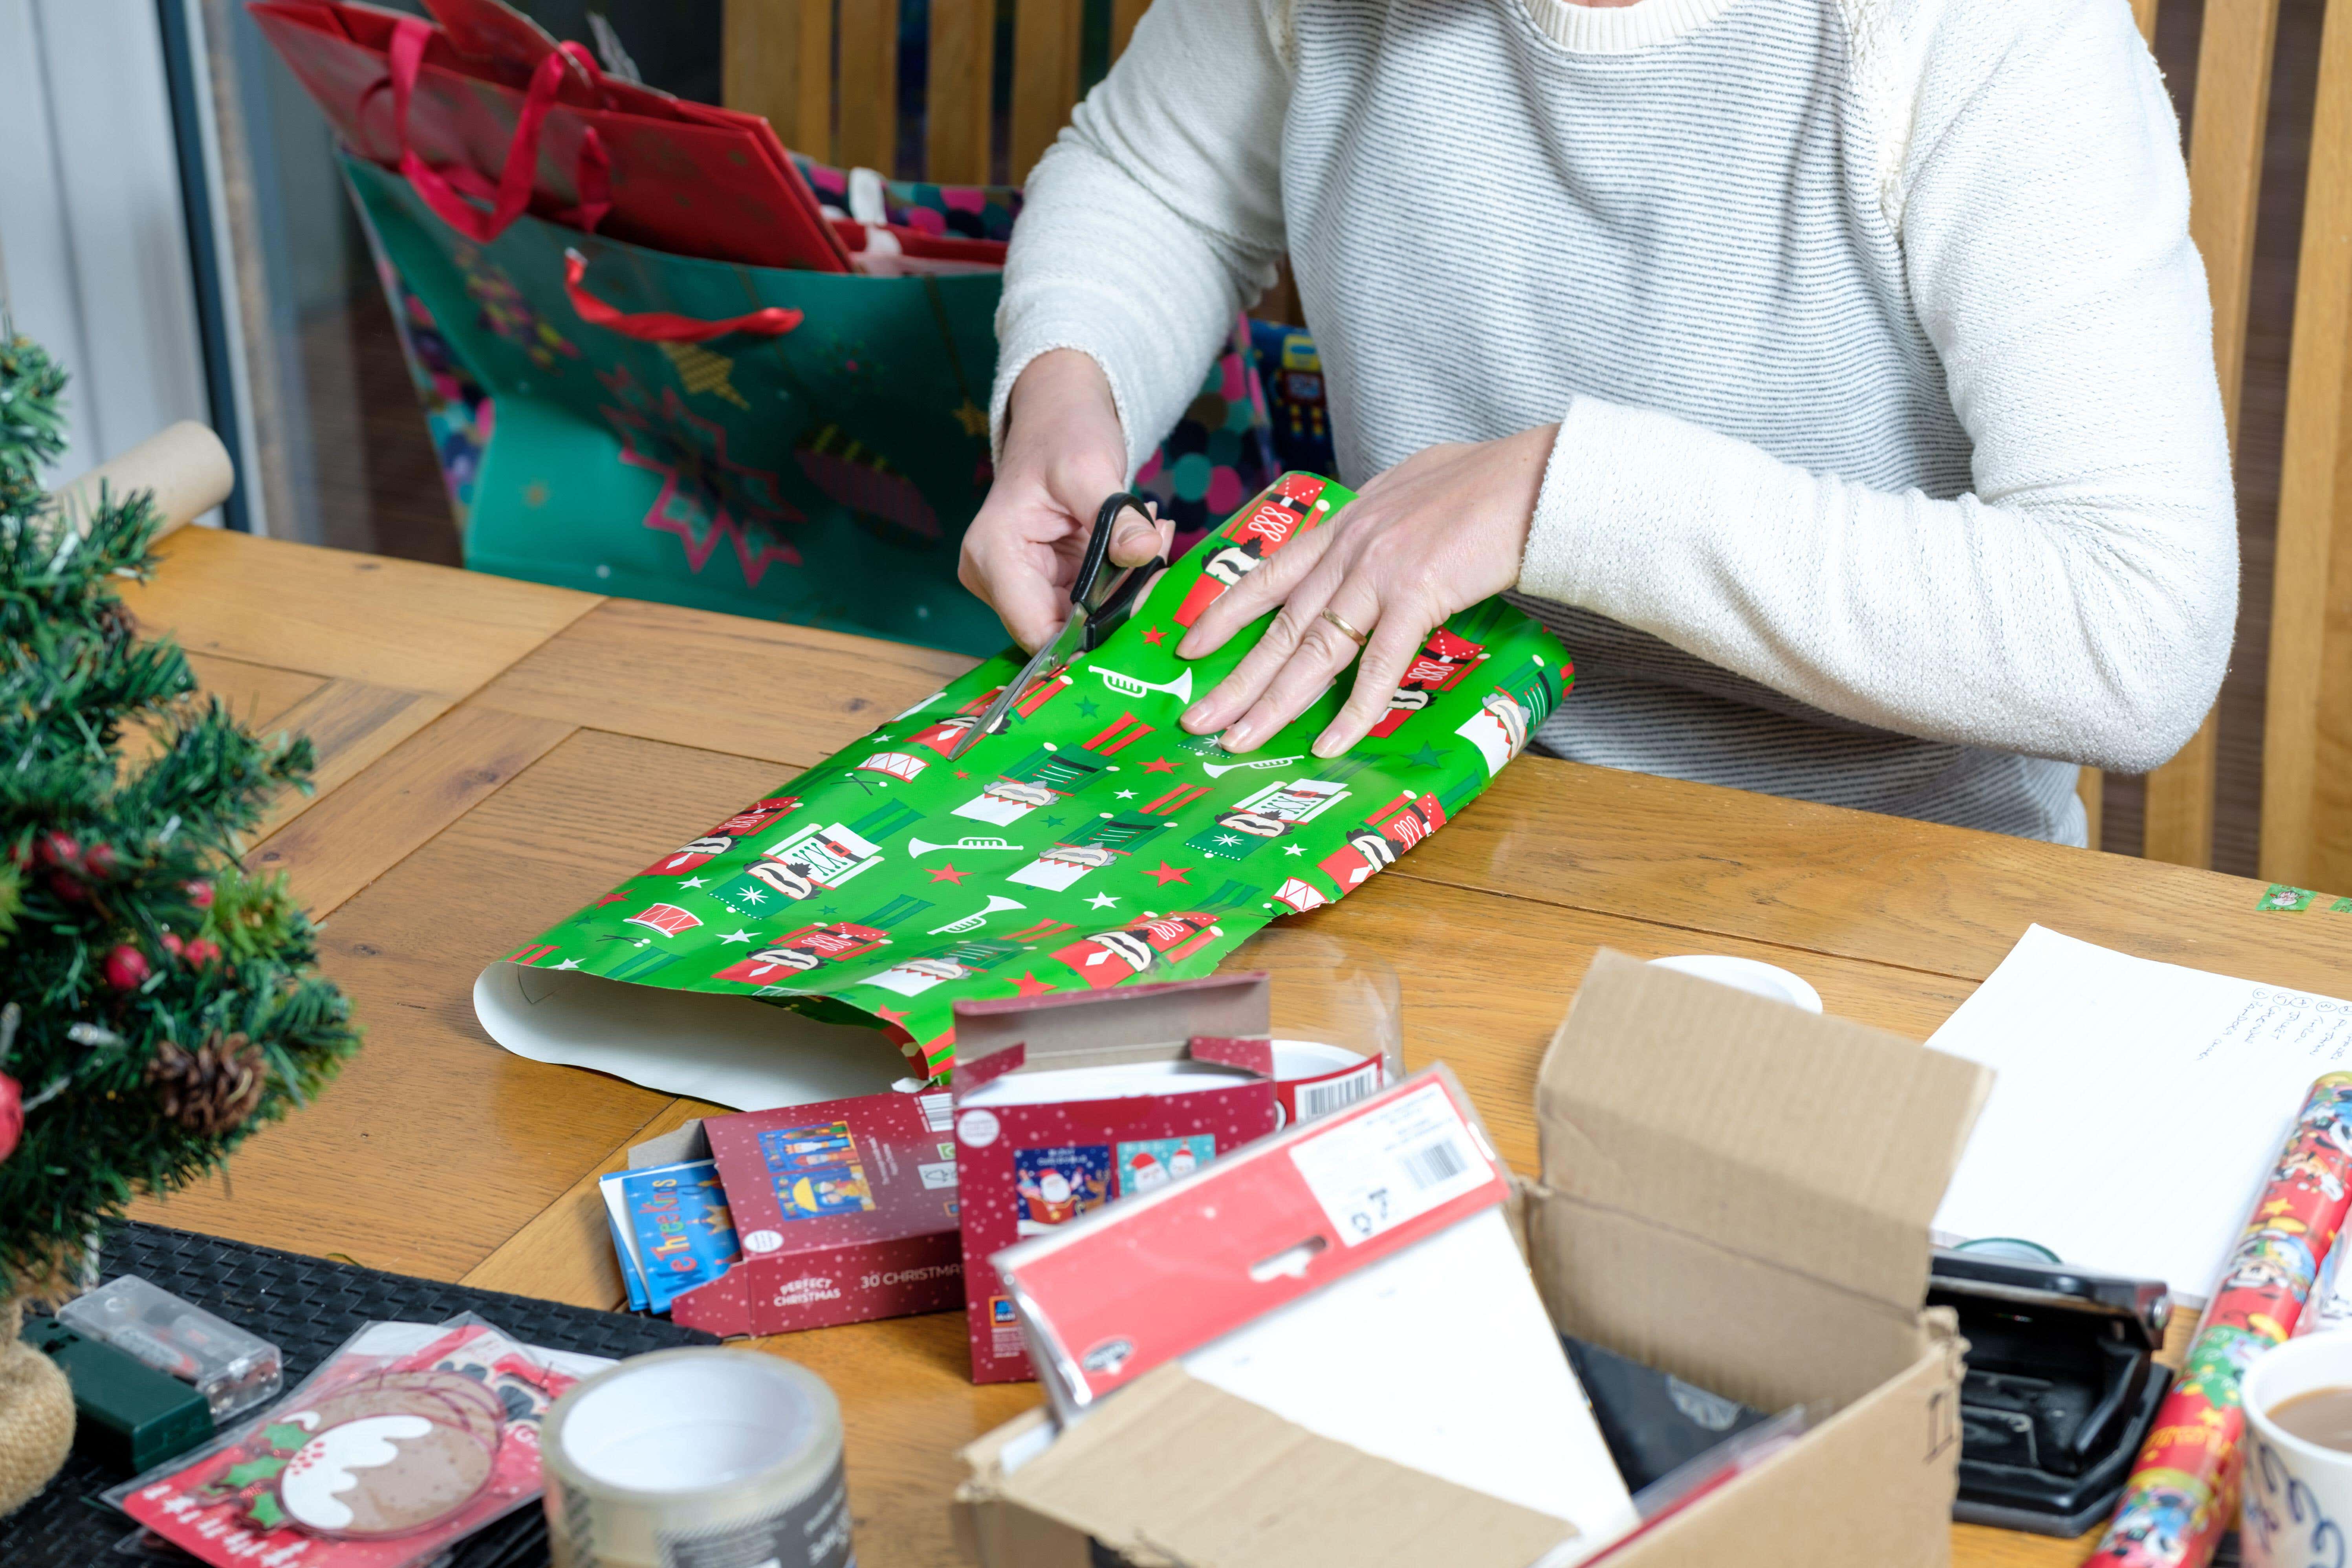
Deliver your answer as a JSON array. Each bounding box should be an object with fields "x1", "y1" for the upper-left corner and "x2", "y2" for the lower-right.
[{"x1": 119, "y1": 531, "x2": 2348, "y2": 1568}]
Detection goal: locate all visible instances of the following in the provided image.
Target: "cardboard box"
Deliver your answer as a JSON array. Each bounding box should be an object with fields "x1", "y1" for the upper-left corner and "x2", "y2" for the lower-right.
[
  {"x1": 952, "y1": 949, "x2": 1991, "y2": 1567},
  {"x1": 953, "y1": 976, "x2": 1283, "y2": 1383},
  {"x1": 620, "y1": 1089, "x2": 965, "y2": 1337}
]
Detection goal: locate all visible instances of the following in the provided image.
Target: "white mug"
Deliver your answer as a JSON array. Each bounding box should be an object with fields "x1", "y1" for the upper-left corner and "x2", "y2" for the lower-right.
[{"x1": 2241, "y1": 1330, "x2": 2352, "y2": 1568}]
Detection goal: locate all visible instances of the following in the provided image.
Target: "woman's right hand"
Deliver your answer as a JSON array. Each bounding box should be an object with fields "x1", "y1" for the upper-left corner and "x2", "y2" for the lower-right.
[{"x1": 960, "y1": 350, "x2": 1171, "y2": 652}]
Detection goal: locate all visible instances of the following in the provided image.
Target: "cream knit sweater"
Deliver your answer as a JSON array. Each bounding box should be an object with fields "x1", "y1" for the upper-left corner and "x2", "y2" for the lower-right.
[{"x1": 991, "y1": 0, "x2": 2238, "y2": 843}]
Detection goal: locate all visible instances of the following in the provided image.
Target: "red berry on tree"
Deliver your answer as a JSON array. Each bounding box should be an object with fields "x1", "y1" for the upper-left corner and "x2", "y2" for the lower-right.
[
  {"x1": 0, "y1": 1071, "x2": 20, "y2": 1162},
  {"x1": 35, "y1": 832, "x2": 80, "y2": 870},
  {"x1": 183, "y1": 938, "x2": 220, "y2": 967},
  {"x1": 160, "y1": 932, "x2": 184, "y2": 959},
  {"x1": 47, "y1": 872, "x2": 87, "y2": 903},
  {"x1": 104, "y1": 944, "x2": 151, "y2": 990},
  {"x1": 81, "y1": 841, "x2": 117, "y2": 879},
  {"x1": 185, "y1": 880, "x2": 214, "y2": 909}
]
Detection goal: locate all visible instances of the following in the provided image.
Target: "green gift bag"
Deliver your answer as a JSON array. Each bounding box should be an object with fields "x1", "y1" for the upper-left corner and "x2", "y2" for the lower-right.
[
  {"x1": 345, "y1": 153, "x2": 1012, "y2": 654},
  {"x1": 475, "y1": 473, "x2": 1573, "y2": 1082}
]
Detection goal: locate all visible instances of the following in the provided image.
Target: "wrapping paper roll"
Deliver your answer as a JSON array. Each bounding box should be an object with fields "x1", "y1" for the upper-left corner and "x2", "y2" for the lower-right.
[
  {"x1": 542, "y1": 1349, "x2": 852, "y2": 1568},
  {"x1": 2088, "y1": 1072, "x2": 2352, "y2": 1568},
  {"x1": 50, "y1": 421, "x2": 233, "y2": 539}
]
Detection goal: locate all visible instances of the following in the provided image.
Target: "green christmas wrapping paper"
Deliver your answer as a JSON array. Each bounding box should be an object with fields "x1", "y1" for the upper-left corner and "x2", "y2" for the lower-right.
[{"x1": 484, "y1": 474, "x2": 1569, "y2": 1080}]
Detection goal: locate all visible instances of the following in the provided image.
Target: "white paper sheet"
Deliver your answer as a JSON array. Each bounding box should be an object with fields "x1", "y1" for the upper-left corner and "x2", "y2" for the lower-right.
[
  {"x1": 1181, "y1": 1207, "x2": 1638, "y2": 1557},
  {"x1": 1930, "y1": 924, "x2": 2352, "y2": 1297},
  {"x1": 473, "y1": 961, "x2": 909, "y2": 1111}
]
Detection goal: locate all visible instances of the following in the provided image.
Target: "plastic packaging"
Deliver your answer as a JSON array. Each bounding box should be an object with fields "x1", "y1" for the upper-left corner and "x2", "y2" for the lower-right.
[
  {"x1": 105, "y1": 1313, "x2": 582, "y2": 1568},
  {"x1": 60, "y1": 1275, "x2": 282, "y2": 1423}
]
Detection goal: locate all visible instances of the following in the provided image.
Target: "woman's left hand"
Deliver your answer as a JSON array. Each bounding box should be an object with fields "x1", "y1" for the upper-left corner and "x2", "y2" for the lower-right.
[{"x1": 1176, "y1": 425, "x2": 1557, "y2": 756}]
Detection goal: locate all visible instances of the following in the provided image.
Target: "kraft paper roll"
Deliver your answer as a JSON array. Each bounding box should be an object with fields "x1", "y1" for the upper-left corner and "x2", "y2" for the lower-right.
[
  {"x1": 51, "y1": 421, "x2": 233, "y2": 539},
  {"x1": 541, "y1": 1349, "x2": 853, "y2": 1568}
]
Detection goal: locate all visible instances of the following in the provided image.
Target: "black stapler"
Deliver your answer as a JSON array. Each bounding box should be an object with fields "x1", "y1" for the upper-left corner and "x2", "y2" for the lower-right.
[{"x1": 1928, "y1": 1249, "x2": 2173, "y2": 1535}]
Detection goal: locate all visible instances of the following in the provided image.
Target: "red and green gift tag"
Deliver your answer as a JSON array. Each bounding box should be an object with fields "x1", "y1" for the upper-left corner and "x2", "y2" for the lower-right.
[{"x1": 504, "y1": 473, "x2": 1572, "y2": 1075}]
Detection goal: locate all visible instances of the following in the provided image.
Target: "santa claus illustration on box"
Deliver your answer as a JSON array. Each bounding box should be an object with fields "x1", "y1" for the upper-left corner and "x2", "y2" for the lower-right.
[
  {"x1": 713, "y1": 922, "x2": 890, "y2": 985},
  {"x1": 637, "y1": 796, "x2": 802, "y2": 877},
  {"x1": 1052, "y1": 911, "x2": 1222, "y2": 989},
  {"x1": 714, "y1": 821, "x2": 885, "y2": 914},
  {"x1": 1174, "y1": 473, "x2": 1332, "y2": 627},
  {"x1": 1370, "y1": 627, "x2": 1487, "y2": 738}
]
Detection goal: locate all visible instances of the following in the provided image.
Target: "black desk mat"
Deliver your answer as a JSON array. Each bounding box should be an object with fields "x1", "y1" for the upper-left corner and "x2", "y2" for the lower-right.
[{"x1": 8, "y1": 1221, "x2": 716, "y2": 1567}]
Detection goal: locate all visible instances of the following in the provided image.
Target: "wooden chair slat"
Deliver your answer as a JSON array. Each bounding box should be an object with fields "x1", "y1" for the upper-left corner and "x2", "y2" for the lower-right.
[
  {"x1": 2262, "y1": 0, "x2": 2352, "y2": 888},
  {"x1": 927, "y1": 0, "x2": 997, "y2": 187},
  {"x1": 722, "y1": 0, "x2": 833, "y2": 163},
  {"x1": 1012, "y1": 0, "x2": 1084, "y2": 183},
  {"x1": 836, "y1": 0, "x2": 900, "y2": 174},
  {"x1": 2142, "y1": 0, "x2": 2281, "y2": 868}
]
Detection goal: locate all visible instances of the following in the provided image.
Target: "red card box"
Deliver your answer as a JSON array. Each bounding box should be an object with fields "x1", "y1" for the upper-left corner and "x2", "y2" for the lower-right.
[
  {"x1": 953, "y1": 977, "x2": 1282, "y2": 1384},
  {"x1": 670, "y1": 1088, "x2": 964, "y2": 1337}
]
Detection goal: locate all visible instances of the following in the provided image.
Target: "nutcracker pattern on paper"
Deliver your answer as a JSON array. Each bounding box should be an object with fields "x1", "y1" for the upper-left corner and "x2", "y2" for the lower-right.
[{"x1": 504, "y1": 475, "x2": 1571, "y2": 1076}]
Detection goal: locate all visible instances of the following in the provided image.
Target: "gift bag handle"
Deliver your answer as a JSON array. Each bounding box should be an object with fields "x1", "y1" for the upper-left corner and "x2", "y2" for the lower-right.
[
  {"x1": 388, "y1": 18, "x2": 610, "y2": 242},
  {"x1": 562, "y1": 249, "x2": 804, "y2": 342}
]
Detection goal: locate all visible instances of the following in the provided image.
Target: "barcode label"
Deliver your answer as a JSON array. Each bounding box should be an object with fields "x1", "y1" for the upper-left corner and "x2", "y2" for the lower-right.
[
  {"x1": 1295, "y1": 1062, "x2": 1381, "y2": 1122},
  {"x1": 1396, "y1": 1138, "x2": 1467, "y2": 1189},
  {"x1": 1288, "y1": 1081, "x2": 1492, "y2": 1246},
  {"x1": 916, "y1": 1092, "x2": 954, "y2": 1133}
]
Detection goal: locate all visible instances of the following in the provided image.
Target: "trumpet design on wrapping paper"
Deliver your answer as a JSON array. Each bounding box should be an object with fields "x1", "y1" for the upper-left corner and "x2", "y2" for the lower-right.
[{"x1": 495, "y1": 474, "x2": 1571, "y2": 1074}]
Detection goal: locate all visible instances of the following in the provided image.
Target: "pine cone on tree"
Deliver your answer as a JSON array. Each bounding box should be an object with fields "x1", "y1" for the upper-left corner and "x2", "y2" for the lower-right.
[{"x1": 146, "y1": 1033, "x2": 267, "y2": 1136}]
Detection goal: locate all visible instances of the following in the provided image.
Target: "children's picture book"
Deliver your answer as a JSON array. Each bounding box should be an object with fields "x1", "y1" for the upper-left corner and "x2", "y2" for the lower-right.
[
  {"x1": 618, "y1": 1159, "x2": 740, "y2": 1314},
  {"x1": 599, "y1": 1171, "x2": 652, "y2": 1312}
]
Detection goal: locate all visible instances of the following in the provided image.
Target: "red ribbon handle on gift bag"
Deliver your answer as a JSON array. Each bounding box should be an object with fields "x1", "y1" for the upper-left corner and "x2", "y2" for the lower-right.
[
  {"x1": 387, "y1": 18, "x2": 610, "y2": 242},
  {"x1": 562, "y1": 249, "x2": 804, "y2": 342}
]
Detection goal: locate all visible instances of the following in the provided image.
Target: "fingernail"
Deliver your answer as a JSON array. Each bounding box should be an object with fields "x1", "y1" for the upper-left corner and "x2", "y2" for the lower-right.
[
  {"x1": 1224, "y1": 723, "x2": 1256, "y2": 752},
  {"x1": 1312, "y1": 733, "x2": 1340, "y2": 759}
]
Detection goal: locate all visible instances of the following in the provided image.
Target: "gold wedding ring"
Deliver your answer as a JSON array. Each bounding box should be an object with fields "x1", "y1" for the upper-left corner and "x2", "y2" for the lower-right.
[{"x1": 1319, "y1": 607, "x2": 1371, "y2": 647}]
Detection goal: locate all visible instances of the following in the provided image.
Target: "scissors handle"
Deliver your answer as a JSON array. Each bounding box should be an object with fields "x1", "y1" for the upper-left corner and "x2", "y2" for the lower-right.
[
  {"x1": 1079, "y1": 493, "x2": 1167, "y2": 651},
  {"x1": 1075, "y1": 492, "x2": 1156, "y2": 605}
]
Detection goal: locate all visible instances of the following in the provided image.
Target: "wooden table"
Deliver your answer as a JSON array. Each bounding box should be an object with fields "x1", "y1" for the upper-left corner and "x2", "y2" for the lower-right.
[{"x1": 119, "y1": 526, "x2": 2351, "y2": 1568}]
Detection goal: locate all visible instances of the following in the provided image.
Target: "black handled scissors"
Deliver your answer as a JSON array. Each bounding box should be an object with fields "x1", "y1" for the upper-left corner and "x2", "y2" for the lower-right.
[{"x1": 948, "y1": 492, "x2": 1167, "y2": 758}]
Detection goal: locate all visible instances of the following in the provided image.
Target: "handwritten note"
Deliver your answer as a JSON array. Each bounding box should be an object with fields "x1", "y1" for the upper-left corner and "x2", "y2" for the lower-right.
[{"x1": 1930, "y1": 925, "x2": 2352, "y2": 1301}]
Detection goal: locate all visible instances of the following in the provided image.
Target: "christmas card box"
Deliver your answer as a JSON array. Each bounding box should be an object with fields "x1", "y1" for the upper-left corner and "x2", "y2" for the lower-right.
[
  {"x1": 989, "y1": 1064, "x2": 1639, "y2": 1562},
  {"x1": 954, "y1": 950, "x2": 1994, "y2": 1568},
  {"x1": 610, "y1": 1087, "x2": 964, "y2": 1337},
  {"x1": 951, "y1": 975, "x2": 1282, "y2": 1384}
]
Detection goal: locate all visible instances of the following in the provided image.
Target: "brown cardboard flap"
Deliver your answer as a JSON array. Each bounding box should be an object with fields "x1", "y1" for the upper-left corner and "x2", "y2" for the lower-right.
[
  {"x1": 1539, "y1": 950, "x2": 1989, "y2": 1319},
  {"x1": 993, "y1": 1362, "x2": 1575, "y2": 1568}
]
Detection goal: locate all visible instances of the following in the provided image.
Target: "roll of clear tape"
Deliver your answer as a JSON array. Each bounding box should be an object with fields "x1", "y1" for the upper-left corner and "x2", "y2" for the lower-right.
[{"x1": 542, "y1": 1348, "x2": 852, "y2": 1568}]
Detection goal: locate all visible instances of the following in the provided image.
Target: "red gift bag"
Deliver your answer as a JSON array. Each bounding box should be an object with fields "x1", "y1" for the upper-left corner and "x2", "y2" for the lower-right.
[{"x1": 249, "y1": 0, "x2": 850, "y2": 271}]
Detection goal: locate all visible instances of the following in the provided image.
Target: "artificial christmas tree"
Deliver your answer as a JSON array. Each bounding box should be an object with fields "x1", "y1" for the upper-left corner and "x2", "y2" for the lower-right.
[{"x1": 0, "y1": 330, "x2": 360, "y2": 1513}]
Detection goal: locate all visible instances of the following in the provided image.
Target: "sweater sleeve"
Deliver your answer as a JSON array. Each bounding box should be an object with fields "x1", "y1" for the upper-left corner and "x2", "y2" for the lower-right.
[
  {"x1": 991, "y1": 0, "x2": 1291, "y2": 477},
  {"x1": 1513, "y1": 0, "x2": 2237, "y2": 775}
]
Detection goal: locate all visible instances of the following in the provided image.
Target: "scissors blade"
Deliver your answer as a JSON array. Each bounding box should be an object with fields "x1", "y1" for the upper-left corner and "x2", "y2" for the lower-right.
[{"x1": 953, "y1": 609, "x2": 1084, "y2": 759}]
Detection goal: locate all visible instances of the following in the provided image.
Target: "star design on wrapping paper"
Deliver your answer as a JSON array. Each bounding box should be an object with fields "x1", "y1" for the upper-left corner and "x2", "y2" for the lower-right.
[
  {"x1": 1143, "y1": 626, "x2": 1165, "y2": 645},
  {"x1": 874, "y1": 1005, "x2": 912, "y2": 1027},
  {"x1": 1074, "y1": 697, "x2": 1100, "y2": 718},
  {"x1": 953, "y1": 398, "x2": 990, "y2": 438},
  {"x1": 1214, "y1": 834, "x2": 1242, "y2": 846},
  {"x1": 599, "y1": 371, "x2": 806, "y2": 588},
  {"x1": 596, "y1": 889, "x2": 630, "y2": 907},
  {"x1": 1282, "y1": 844, "x2": 1305, "y2": 857},
  {"x1": 720, "y1": 930, "x2": 757, "y2": 945},
  {"x1": 929, "y1": 864, "x2": 970, "y2": 885},
  {"x1": 954, "y1": 769, "x2": 970, "y2": 779},
  {"x1": 552, "y1": 958, "x2": 584, "y2": 970},
  {"x1": 1143, "y1": 756, "x2": 1178, "y2": 774},
  {"x1": 737, "y1": 887, "x2": 769, "y2": 905},
  {"x1": 1145, "y1": 862, "x2": 1194, "y2": 886},
  {"x1": 1114, "y1": 789, "x2": 1136, "y2": 800},
  {"x1": 1043, "y1": 815, "x2": 1066, "y2": 828},
  {"x1": 1009, "y1": 971, "x2": 1057, "y2": 997},
  {"x1": 1086, "y1": 892, "x2": 1120, "y2": 910},
  {"x1": 681, "y1": 876, "x2": 708, "y2": 888},
  {"x1": 1407, "y1": 742, "x2": 1449, "y2": 769}
]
